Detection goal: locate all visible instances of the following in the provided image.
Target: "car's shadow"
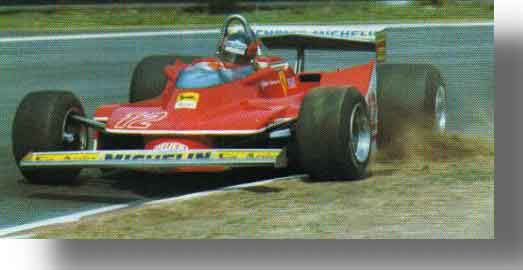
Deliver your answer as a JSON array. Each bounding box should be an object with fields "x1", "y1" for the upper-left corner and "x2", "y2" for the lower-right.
[
  {"x1": 106, "y1": 168, "x2": 291, "y2": 198},
  {"x1": 23, "y1": 168, "x2": 293, "y2": 204}
]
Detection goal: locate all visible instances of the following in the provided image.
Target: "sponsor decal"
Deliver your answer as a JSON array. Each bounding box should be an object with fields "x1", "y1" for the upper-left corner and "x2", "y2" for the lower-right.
[
  {"x1": 175, "y1": 92, "x2": 200, "y2": 109},
  {"x1": 104, "y1": 152, "x2": 211, "y2": 161},
  {"x1": 24, "y1": 150, "x2": 281, "y2": 163},
  {"x1": 278, "y1": 71, "x2": 289, "y2": 96},
  {"x1": 30, "y1": 153, "x2": 99, "y2": 162},
  {"x1": 103, "y1": 151, "x2": 279, "y2": 161},
  {"x1": 216, "y1": 151, "x2": 279, "y2": 160},
  {"x1": 223, "y1": 39, "x2": 247, "y2": 55},
  {"x1": 255, "y1": 28, "x2": 377, "y2": 41},
  {"x1": 260, "y1": 79, "x2": 280, "y2": 88},
  {"x1": 229, "y1": 25, "x2": 383, "y2": 42},
  {"x1": 287, "y1": 77, "x2": 296, "y2": 89},
  {"x1": 114, "y1": 111, "x2": 167, "y2": 129},
  {"x1": 153, "y1": 142, "x2": 189, "y2": 152}
]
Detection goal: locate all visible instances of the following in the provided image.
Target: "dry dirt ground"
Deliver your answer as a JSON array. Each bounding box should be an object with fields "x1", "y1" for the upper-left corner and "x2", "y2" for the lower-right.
[{"x1": 31, "y1": 120, "x2": 494, "y2": 239}]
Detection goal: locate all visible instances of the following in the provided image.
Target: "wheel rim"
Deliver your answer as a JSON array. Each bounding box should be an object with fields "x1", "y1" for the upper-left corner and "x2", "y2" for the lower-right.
[
  {"x1": 350, "y1": 103, "x2": 371, "y2": 163},
  {"x1": 434, "y1": 85, "x2": 448, "y2": 132},
  {"x1": 62, "y1": 108, "x2": 88, "y2": 151}
]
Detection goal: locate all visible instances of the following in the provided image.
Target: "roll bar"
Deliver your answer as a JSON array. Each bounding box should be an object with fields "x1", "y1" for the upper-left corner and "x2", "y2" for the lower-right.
[{"x1": 216, "y1": 14, "x2": 263, "y2": 57}]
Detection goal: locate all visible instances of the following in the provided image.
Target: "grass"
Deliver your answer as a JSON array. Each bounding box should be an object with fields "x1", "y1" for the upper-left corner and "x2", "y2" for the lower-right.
[
  {"x1": 0, "y1": 2, "x2": 494, "y2": 31},
  {"x1": 33, "y1": 131, "x2": 494, "y2": 239}
]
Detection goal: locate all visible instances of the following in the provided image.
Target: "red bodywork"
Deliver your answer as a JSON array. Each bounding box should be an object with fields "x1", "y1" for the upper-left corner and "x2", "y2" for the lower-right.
[{"x1": 93, "y1": 56, "x2": 377, "y2": 171}]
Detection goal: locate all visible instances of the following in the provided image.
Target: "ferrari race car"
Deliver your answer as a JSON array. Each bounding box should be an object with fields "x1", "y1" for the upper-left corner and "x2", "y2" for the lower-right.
[{"x1": 12, "y1": 15, "x2": 448, "y2": 184}]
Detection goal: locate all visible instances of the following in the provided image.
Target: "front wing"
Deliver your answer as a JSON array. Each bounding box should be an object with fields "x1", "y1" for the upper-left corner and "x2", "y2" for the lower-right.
[{"x1": 20, "y1": 149, "x2": 285, "y2": 169}]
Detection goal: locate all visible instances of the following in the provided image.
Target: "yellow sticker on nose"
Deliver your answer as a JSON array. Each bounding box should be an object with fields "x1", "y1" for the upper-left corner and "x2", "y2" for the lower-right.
[{"x1": 175, "y1": 92, "x2": 200, "y2": 109}]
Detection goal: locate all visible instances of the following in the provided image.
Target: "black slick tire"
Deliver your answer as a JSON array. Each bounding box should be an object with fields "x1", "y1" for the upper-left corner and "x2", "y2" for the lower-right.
[
  {"x1": 12, "y1": 91, "x2": 88, "y2": 184},
  {"x1": 376, "y1": 64, "x2": 447, "y2": 146},
  {"x1": 296, "y1": 87, "x2": 371, "y2": 180}
]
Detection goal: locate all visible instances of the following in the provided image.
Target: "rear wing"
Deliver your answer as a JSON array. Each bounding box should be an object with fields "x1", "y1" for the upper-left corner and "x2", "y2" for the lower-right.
[
  {"x1": 261, "y1": 33, "x2": 376, "y2": 51},
  {"x1": 256, "y1": 26, "x2": 386, "y2": 71}
]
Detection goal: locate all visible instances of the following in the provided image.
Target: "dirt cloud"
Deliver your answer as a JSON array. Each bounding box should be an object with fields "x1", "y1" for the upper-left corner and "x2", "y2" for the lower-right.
[{"x1": 374, "y1": 107, "x2": 493, "y2": 164}]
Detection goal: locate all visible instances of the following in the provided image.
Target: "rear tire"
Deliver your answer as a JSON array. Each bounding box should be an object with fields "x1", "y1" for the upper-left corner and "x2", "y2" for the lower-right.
[
  {"x1": 377, "y1": 64, "x2": 447, "y2": 146},
  {"x1": 296, "y1": 87, "x2": 371, "y2": 180},
  {"x1": 12, "y1": 91, "x2": 88, "y2": 184},
  {"x1": 129, "y1": 55, "x2": 200, "y2": 102}
]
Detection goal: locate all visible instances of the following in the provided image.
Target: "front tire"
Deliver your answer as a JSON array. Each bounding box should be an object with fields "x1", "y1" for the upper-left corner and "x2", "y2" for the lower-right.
[
  {"x1": 12, "y1": 91, "x2": 88, "y2": 184},
  {"x1": 296, "y1": 87, "x2": 371, "y2": 180}
]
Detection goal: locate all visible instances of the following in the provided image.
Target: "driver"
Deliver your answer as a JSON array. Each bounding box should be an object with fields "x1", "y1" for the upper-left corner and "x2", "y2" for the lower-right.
[
  {"x1": 218, "y1": 31, "x2": 258, "y2": 66},
  {"x1": 175, "y1": 31, "x2": 258, "y2": 89}
]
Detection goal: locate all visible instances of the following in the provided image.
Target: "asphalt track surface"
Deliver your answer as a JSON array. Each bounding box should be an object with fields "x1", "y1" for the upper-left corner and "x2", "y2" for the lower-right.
[{"x1": 0, "y1": 24, "x2": 494, "y2": 230}]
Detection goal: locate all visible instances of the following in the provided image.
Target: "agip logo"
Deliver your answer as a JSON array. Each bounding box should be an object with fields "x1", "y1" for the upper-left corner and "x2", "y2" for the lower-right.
[{"x1": 153, "y1": 142, "x2": 189, "y2": 152}]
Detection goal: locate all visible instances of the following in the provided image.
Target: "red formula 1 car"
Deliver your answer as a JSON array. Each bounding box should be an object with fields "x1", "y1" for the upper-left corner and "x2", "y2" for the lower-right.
[{"x1": 13, "y1": 15, "x2": 448, "y2": 184}]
